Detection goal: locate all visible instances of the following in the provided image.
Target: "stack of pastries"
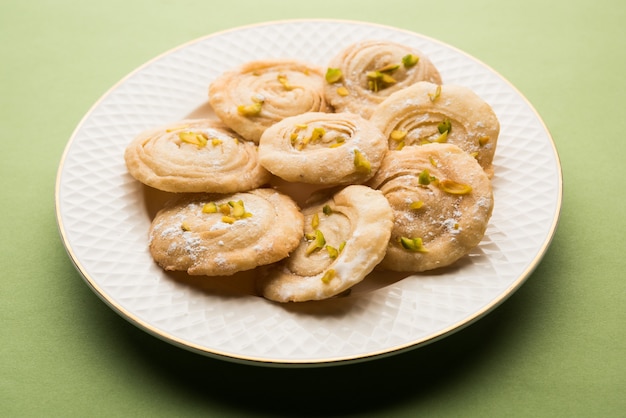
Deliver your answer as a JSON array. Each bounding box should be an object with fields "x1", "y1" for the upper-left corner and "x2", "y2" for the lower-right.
[{"x1": 124, "y1": 40, "x2": 498, "y2": 303}]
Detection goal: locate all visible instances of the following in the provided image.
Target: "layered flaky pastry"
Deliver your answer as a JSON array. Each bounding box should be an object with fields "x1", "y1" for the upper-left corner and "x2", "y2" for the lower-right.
[
  {"x1": 149, "y1": 189, "x2": 303, "y2": 276},
  {"x1": 323, "y1": 40, "x2": 442, "y2": 119},
  {"x1": 370, "y1": 81, "x2": 500, "y2": 177},
  {"x1": 367, "y1": 144, "x2": 494, "y2": 272},
  {"x1": 258, "y1": 185, "x2": 393, "y2": 302},
  {"x1": 124, "y1": 119, "x2": 271, "y2": 193},
  {"x1": 258, "y1": 112, "x2": 387, "y2": 186},
  {"x1": 208, "y1": 59, "x2": 329, "y2": 143}
]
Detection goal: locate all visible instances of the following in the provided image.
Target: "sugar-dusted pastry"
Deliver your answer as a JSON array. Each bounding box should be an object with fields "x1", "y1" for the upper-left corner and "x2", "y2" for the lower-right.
[
  {"x1": 208, "y1": 59, "x2": 329, "y2": 143},
  {"x1": 258, "y1": 185, "x2": 393, "y2": 302},
  {"x1": 149, "y1": 188, "x2": 303, "y2": 276},
  {"x1": 367, "y1": 144, "x2": 494, "y2": 272},
  {"x1": 323, "y1": 40, "x2": 442, "y2": 119},
  {"x1": 370, "y1": 81, "x2": 500, "y2": 177},
  {"x1": 258, "y1": 112, "x2": 387, "y2": 186},
  {"x1": 124, "y1": 119, "x2": 271, "y2": 193}
]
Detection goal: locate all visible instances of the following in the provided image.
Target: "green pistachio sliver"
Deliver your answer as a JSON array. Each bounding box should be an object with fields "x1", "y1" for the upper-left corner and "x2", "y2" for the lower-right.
[
  {"x1": 409, "y1": 200, "x2": 424, "y2": 210},
  {"x1": 310, "y1": 127, "x2": 326, "y2": 143},
  {"x1": 179, "y1": 131, "x2": 208, "y2": 148},
  {"x1": 336, "y1": 86, "x2": 349, "y2": 96},
  {"x1": 434, "y1": 130, "x2": 448, "y2": 143},
  {"x1": 321, "y1": 269, "x2": 336, "y2": 284},
  {"x1": 479, "y1": 136, "x2": 490, "y2": 146},
  {"x1": 181, "y1": 221, "x2": 191, "y2": 231},
  {"x1": 338, "y1": 241, "x2": 346, "y2": 253},
  {"x1": 418, "y1": 169, "x2": 435, "y2": 186},
  {"x1": 277, "y1": 73, "x2": 294, "y2": 90},
  {"x1": 305, "y1": 229, "x2": 326, "y2": 255},
  {"x1": 439, "y1": 179, "x2": 473, "y2": 195},
  {"x1": 326, "y1": 245, "x2": 339, "y2": 259},
  {"x1": 353, "y1": 150, "x2": 372, "y2": 173},
  {"x1": 202, "y1": 202, "x2": 218, "y2": 213},
  {"x1": 311, "y1": 213, "x2": 320, "y2": 230},
  {"x1": 325, "y1": 68, "x2": 343, "y2": 84},
  {"x1": 438, "y1": 119, "x2": 452, "y2": 134},
  {"x1": 428, "y1": 85, "x2": 442, "y2": 102},
  {"x1": 390, "y1": 130, "x2": 407, "y2": 142},
  {"x1": 219, "y1": 203, "x2": 231, "y2": 215},
  {"x1": 402, "y1": 54, "x2": 419, "y2": 68},
  {"x1": 399, "y1": 236, "x2": 428, "y2": 252},
  {"x1": 322, "y1": 205, "x2": 333, "y2": 215},
  {"x1": 222, "y1": 216, "x2": 236, "y2": 224},
  {"x1": 378, "y1": 63, "x2": 400, "y2": 73},
  {"x1": 237, "y1": 102, "x2": 262, "y2": 117}
]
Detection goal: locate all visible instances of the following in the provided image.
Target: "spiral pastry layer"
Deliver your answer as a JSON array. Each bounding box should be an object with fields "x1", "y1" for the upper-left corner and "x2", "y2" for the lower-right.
[
  {"x1": 367, "y1": 144, "x2": 494, "y2": 272},
  {"x1": 323, "y1": 40, "x2": 442, "y2": 119},
  {"x1": 149, "y1": 188, "x2": 304, "y2": 276},
  {"x1": 370, "y1": 81, "x2": 500, "y2": 177},
  {"x1": 258, "y1": 185, "x2": 393, "y2": 302},
  {"x1": 124, "y1": 119, "x2": 271, "y2": 193},
  {"x1": 258, "y1": 112, "x2": 387, "y2": 185},
  {"x1": 208, "y1": 59, "x2": 329, "y2": 143}
]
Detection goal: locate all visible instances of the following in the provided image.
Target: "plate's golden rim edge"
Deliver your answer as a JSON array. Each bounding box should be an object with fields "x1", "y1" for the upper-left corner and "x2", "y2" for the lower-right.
[{"x1": 54, "y1": 18, "x2": 564, "y2": 368}]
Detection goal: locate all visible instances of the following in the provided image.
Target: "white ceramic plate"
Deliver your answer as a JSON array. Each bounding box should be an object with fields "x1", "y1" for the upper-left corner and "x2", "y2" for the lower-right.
[{"x1": 55, "y1": 19, "x2": 562, "y2": 366}]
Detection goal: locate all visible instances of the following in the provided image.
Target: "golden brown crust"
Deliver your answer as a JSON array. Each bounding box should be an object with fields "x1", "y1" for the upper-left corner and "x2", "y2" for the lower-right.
[
  {"x1": 149, "y1": 188, "x2": 303, "y2": 276},
  {"x1": 367, "y1": 144, "x2": 494, "y2": 272},
  {"x1": 370, "y1": 81, "x2": 500, "y2": 177},
  {"x1": 258, "y1": 185, "x2": 393, "y2": 302},
  {"x1": 258, "y1": 112, "x2": 387, "y2": 186},
  {"x1": 124, "y1": 119, "x2": 271, "y2": 193},
  {"x1": 323, "y1": 40, "x2": 442, "y2": 119},
  {"x1": 208, "y1": 59, "x2": 329, "y2": 143}
]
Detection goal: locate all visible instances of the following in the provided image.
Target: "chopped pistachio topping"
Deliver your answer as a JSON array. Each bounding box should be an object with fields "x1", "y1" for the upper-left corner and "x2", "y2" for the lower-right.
[
  {"x1": 295, "y1": 123, "x2": 308, "y2": 129},
  {"x1": 310, "y1": 127, "x2": 326, "y2": 143},
  {"x1": 336, "y1": 86, "x2": 350, "y2": 97},
  {"x1": 322, "y1": 205, "x2": 333, "y2": 215},
  {"x1": 395, "y1": 141, "x2": 406, "y2": 151},
  {"x1": 212, "y1": 138, "x2": 223, "y2": 146},
  {"x1": 219, "y1": 203, "x2": 231, "y2": 215},
  {"x1": 228, "y1": 200, "x2": 246, "y2": 218},
  {"x1": 409, "y1": 200, "x2": 424, "y2": 210},
  {"x1": 366, "y1": 70, "x2": 397, "y2": 92},
  {"x1": 221, "y1": 216, "x2": 235, "y2": 224},
  {"x1": 438, "y1": 119, "x2": 452, "y2": 134},
  {"x1": 470, "y1": 151, "x2": 479, "y2": 159},
  {"x1": 325, "y1": 68, "x2": 343, "y2": 84},
  {"x1": 311, "y1": 213, "x2": 320, "y2": 230},
  {"x1": 378, "y1": 63, "x2": 400, "y2": 73},
  {"x1": 429, "y1": 156, "x2": 438, "y2": 167},
  {"x1": 237, "y1": 102, "x2": 262, "y2": 117},
  {"x1": 418, "y1": 169, "x2": 436, "y2": 186},
  {"x1": 390, "y1": 130, "x2": 408, "y2": 142},
  {"x1": 305, "y1": 229, "x2": 326, "y2": 255},
  {"x1": 181, "y1": 221, "x2": 191, "y2": 232},
  {"x1": 402, "y1": 54, "x2": 420, "y2": 68},
  {"x1": 428, "y1": 85, "x2": 442, "y2": 102},
  {"x1": 399, "y1": 236, "x2": 428, "y2": 252},
  {"x1": 202, "y1": 202, "x2": 218, "y2": 213},
  {"x1": 179, "y1": 131, "x2": 208, "y2": 148},
  {"x1": 321, "y1": 269, "x2": 336, "y2": 284},
  {"x1": 338, "y1": 241, "x2": 346, "y2": 253},
  {"x1": 434, "y1": 130, "x2": 448, "y2": 143},
  {"x1": 353, "y1": 150, "x2": 372, "y2": 173},
  {"x1": 326, "y1": 245, "x2": 339, "y2": 259},
  {"x1": 439, "y1": 179, "x2": 473, "y2": 195},
  {"x1": 479, "y1": 136, "x2": 490, "y2": 146},
  {"x1": 277, "y1": 73, "x2": 294, "y2": 90}
]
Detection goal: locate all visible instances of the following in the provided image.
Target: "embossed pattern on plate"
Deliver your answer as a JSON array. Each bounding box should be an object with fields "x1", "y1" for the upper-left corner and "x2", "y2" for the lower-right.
[{"x1": 55, "y1": 20, "x2": 562, "y2": 366}]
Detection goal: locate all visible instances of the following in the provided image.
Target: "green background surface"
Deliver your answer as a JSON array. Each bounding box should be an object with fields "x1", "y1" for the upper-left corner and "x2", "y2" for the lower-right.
[{"x1": 2, "y1": 0, "x2": 624, "y2": 416}]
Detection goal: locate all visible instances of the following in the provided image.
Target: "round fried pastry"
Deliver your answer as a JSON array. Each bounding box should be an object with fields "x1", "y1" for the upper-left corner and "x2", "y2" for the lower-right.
[
  {"x1": 367, "y1": 144, "x2": 494, "y2": 272},
  {"x1": 258, "y1": 185, "x2": 394, "y2": 302},
  {"x1": 124, "y1": 119, "x2": 271, "y2": 193},
  {"x1": 208, "y1": 59, "x2": 329, "y2": 143},
  {"x1": 149, "y1": 189, "x2": 304, "y2": 276},
  {"x1": 370, "y1": 81, "x2": 500, "y2": 177},
  {"x1": 323, "y1": 40, "x2": 442, "y2": 119},
  {"x1": 258, "y1": 112, "x2": 387, "y2": 185}
]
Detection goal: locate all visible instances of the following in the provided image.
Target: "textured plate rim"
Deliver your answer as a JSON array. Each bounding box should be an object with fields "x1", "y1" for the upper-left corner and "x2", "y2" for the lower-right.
[{"x1": 54, "y1": 18, "x2": 563, "y2": 367}]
